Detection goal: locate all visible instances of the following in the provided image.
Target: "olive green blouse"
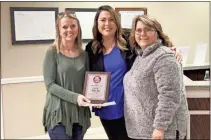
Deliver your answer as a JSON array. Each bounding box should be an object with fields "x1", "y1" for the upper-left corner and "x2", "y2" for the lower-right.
[{"x1": 42, "y1": 47, "x2": 91, "y2": 137}]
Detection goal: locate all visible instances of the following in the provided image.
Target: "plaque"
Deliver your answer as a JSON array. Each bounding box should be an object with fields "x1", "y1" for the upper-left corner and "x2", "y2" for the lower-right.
[{"x1": 83, "y1": 72, "x2": 110, "y2": 104}]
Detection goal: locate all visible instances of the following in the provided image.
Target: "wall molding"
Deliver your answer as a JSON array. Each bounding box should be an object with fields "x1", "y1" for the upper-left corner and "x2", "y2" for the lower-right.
[
  {"x1": 189, "y1": 110, "x2": 210, "y2": 115},
  {"x1": 1, "y1": 76, "x2": 44, "y2": 139},
  {"x1": 1, "y1": 76, "x2": 44, "y2": 85}
]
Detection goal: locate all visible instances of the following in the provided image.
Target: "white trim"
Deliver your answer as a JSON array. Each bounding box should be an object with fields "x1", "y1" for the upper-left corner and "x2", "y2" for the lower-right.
[
  {"x1": 186, "y1": 87, "x2": 210, "y2": 98},
  {"x1": 189, "y1": 110, "x2": 210, "y2": 115},
  {"x1": 186, "y1": 92, "x2": 210, "y2": 98},
  {"x1": 1, "y1": 76, "x2": 44, "y2": 139},
  {"x1": 1, "y1": 76, "x2": 44, "y2": 85}
]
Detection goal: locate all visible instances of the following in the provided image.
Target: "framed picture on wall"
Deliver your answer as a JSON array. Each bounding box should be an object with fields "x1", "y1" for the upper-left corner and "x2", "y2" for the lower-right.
[
  {"x1": 65, "y1": 8, "x2": 97, "y2": 42},
  {"x1": 115, "y1": 8, "x2": 147, "y2": 29},
  {"x1": 10, "y1": 7, "x2": 58, "y2": 45}
]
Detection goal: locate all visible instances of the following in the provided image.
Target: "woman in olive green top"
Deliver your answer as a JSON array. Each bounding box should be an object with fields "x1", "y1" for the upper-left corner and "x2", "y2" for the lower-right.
[{"x1": 42, "y1": 11, "x2": 91, "y2": 140}]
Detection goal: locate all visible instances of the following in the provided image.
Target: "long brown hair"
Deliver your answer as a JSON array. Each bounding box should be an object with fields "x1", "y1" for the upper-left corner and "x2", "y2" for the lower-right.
[
  {"x1": 52, "y1": 11, "x2": 83, "y2": 53},
  {"x1": 92, "y1": 5, "x2": 127, "y2": 54},
  {"x1": 129, "y1": 15, "x2": 173, "y2": 48}
]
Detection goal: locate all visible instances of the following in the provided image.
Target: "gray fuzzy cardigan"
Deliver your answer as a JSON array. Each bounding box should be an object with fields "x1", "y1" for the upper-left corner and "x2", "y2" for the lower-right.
[{"x1": 123, "y1": 43, "x2": 189, "y2": 139}]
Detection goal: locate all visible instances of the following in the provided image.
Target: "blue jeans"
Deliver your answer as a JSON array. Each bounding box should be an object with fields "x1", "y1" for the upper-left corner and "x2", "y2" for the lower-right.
[{"x1": 48, "y1": 123, "x2": 83, "y2": 140}]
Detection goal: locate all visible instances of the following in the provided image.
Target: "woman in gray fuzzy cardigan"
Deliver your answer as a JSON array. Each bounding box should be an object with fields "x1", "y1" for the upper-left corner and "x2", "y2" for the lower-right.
[{"x1": 123, "y1": 15, "x2": 189, "y2": 140}]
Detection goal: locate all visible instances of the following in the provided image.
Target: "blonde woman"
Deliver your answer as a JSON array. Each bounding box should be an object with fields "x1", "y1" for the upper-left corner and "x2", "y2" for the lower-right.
[
  {"x1": 123, "y1": 15, "x2": 189, "y2": 140},
  {"x1": 42, "y1": 11, "x2": 91, "y2": 140}
]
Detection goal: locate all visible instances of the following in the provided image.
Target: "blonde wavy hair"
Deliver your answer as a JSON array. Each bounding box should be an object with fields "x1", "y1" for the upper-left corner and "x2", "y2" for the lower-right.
[
  {"x1": 129, "y1": 15, "x2": 173, "y2": 48},
  {"x1": 51, "y1": 11, "x2": 83, "y2": 53},
  {"x1": 92, "y1": 5, "x2": 127, "y2": 54}
]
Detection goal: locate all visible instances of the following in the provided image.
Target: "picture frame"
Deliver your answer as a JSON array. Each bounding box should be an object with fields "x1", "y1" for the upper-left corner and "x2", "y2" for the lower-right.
[
  {"x1": 115, "y1": 7, "x2": 147, "y2": 30},
  {"x1": 65, "y1": 8, "x2": 97, "y2": 42},
  {"x1": 10, "y1": 7, "x2": 58, "y2": 45},
  {"x1": 83, "y1": 72, "x2": 111, "y2": 104}
]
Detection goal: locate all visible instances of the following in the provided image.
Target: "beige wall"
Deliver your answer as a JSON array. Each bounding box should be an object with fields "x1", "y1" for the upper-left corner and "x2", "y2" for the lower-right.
[
  {"x1": 1, "y1": 1, "x2": 209, "y2": 139},
  {"x1": 2, "y1": 82, "x2": 46, "y2": 139},
  {"x1": 1, "y1": 1, "x2": 209, "y2": 78}
]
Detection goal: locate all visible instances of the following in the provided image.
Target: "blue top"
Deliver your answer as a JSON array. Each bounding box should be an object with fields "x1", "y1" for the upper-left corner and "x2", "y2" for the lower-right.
[{"x1": 93, "y1": 46, "x2": 127, "y2": 120}]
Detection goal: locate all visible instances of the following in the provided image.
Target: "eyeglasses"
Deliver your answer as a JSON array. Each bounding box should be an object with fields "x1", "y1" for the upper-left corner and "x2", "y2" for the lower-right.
[
  {"x1": 58, "y1": 11, "x2": 76, "y2": 18},
  {"x1": 135, "y1": 27, "x2": 155, "y2": 35}
]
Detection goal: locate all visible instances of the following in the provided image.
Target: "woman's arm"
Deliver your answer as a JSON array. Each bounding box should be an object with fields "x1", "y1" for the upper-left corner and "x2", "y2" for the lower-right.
[
  {"x1": 43, "y1": 48, "x2": 79, "y2": 104},
  {"x1": 152, "y1": 53, "x2": 182, "y2": 131}
]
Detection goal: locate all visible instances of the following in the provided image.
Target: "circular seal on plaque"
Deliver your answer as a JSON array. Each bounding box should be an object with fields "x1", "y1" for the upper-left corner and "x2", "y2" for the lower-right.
[{"x1": 93, "y1": 76, "x2": 101, "y2": 83}]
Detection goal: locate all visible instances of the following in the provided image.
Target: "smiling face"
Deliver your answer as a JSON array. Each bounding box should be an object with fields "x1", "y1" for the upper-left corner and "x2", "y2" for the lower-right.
[
  {"x1": 135, "y1": 21, "x2": 157, "y2": 49},
  {"x1": 59, "y1": 17, "x2": 79, "y2": 43},
  {"x1": 97, "y1": 10, "x2": 117, "y2": 38}
]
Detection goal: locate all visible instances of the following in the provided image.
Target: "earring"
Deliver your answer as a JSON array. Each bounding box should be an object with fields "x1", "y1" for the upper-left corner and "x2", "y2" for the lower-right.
[{"x1": 157, "y1": 38, "x2": 162, "y2": 44}]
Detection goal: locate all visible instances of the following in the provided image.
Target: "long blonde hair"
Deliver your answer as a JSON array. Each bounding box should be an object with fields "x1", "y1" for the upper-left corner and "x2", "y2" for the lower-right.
[
  {"x1": 129, "y1": 15, "x2": 173, "y2": 48},
  {"x1": 52, "y1": 11, "x2": 83, "y2": 53},
  {"x1": 92, "y1": 5, "x2": 127, "y2": 54}
]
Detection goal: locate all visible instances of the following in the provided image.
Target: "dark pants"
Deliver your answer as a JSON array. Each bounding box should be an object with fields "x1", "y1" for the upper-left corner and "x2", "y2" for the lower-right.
[
  {"x1": 48, "y1": 123, "x2": 83, "y2": 140},
  {"x1": 100, "y1": 117, "x2": 129, "y2": 140}
]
